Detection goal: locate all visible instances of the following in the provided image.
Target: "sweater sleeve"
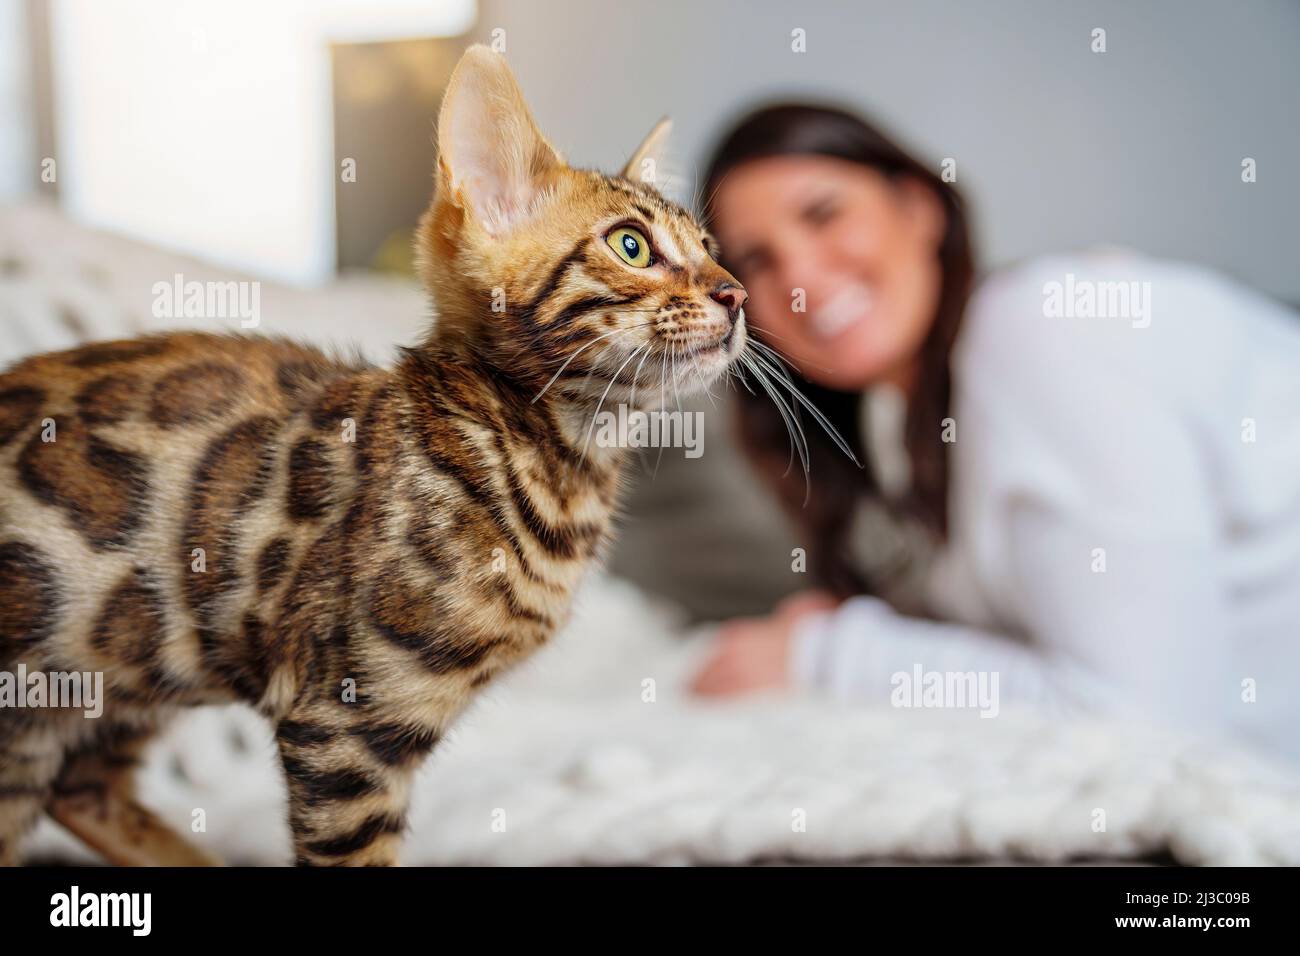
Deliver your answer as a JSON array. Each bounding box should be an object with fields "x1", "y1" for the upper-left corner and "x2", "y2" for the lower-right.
[
  {"x1": 788, "y1": 256, "x2": 1238, "y2": 736},
  {"x1": 788, "y1": 595, "x2": 1126, "y2": 719}
]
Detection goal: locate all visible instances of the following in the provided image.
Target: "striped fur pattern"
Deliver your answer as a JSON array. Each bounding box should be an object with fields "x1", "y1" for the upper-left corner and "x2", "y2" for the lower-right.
[{"x1": 0, "y1": 46, "x2": 745, "y2": 866}]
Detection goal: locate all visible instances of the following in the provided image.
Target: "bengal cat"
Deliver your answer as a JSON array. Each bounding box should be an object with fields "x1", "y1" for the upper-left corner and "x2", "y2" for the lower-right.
[{"x1": 0, "y1": 45, "x2": 747, "y2": 866}]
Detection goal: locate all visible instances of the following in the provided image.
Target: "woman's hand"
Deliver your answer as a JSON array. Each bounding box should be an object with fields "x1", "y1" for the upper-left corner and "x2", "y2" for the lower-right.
[{"x1": 688, "y1": 591, "x2": 839, "y2": 697}]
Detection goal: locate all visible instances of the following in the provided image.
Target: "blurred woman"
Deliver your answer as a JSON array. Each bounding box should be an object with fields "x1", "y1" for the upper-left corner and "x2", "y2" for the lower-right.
[{"x1": 688, "y1": 105, "x2": 1300, "y2": 764}]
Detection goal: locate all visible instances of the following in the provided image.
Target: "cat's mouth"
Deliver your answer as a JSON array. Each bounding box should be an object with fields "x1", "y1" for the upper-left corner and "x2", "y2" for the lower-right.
[
  {"x1": 671, "y1": 314, "x2": 747, "y2": 363},
  {"x1": 677, "y1": 339, "x2": 727, "y2": 360},
  {"x1": 558, "y1": 315, "x2": 746, "y2": 408},
  {"x1": 645, "y1": 322, "x2": 745, "y2": 395}
]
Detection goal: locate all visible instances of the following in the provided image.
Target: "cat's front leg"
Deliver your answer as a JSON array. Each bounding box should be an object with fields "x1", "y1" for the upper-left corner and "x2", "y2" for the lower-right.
[
  {"x1": 278, "y1": 736, "x2": 411, "y2": 866},
  {"x1": 275, "y1": 708, "x2": 440, "y2": 866}
]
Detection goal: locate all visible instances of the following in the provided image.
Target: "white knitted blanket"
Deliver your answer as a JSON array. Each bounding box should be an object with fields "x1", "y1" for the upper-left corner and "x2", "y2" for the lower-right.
[{"x1": 24, "y1": 576, "x2": 1300, "y2": 866}]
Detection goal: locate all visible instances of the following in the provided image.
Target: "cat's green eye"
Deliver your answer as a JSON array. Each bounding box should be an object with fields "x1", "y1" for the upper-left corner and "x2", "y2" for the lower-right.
[{"x1": 606, "y1": 227, "x2": 653, "y2": 268}]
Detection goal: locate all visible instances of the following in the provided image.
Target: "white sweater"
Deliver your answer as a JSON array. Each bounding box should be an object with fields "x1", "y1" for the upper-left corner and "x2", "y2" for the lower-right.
[{"x1": 789, "y1": 251, "x2": 1300, "y2": 765}]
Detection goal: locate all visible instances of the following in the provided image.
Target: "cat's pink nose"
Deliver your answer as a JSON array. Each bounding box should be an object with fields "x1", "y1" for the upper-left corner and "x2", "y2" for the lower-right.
[{"x1": 711, "y1": 284, "x2": 748, "y2": 317}]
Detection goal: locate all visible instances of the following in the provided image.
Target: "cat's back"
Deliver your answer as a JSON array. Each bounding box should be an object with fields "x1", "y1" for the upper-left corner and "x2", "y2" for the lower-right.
[
  {"x1": 0, "y1": 332, "x2": 374, "y2": 681},
  {"x1": 1, "y1": 330, "x2": 364, "y2": 430},
  {"x1": 0, "y1": 331, "x2": 367, "y2": 532}
]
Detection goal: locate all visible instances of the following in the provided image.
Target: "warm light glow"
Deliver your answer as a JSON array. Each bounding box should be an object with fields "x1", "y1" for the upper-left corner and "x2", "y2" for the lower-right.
[{"x1": 49, "y1": 0, "x2": 477, "y2": 284}]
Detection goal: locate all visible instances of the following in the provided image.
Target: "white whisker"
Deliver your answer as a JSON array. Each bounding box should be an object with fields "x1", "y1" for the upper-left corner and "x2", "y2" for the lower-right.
[
  {"x1": 746, "y1": 345, "x2": 860, "y2": 466},
  {"x1": 531, "y1": 320, "x2": 656, "y2": 404},
  {"x1": 582, "y1": 342, "x2": 647, "y2": 458}
]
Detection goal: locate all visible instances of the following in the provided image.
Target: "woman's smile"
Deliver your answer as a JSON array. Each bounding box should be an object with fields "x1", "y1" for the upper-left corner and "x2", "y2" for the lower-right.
[{"x1": 808, "y1": 282, "x2": 875, "y2": 342}]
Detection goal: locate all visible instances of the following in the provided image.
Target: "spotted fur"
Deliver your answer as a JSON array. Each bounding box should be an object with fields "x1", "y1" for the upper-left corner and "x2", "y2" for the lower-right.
[{"x1": 0, "y1": 46, "x2": 745, "y2": 866}]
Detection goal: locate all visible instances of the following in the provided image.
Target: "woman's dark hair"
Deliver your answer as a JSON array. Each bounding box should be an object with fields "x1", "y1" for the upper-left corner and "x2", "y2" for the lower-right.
[{"x1": 702, "y1": 104, "x2": 975, "y2": 599}]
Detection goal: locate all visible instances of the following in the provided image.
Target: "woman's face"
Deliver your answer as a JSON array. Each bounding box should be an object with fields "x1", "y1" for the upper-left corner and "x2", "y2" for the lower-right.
[{"x1": 711, "y1": 155, "x2": 945, "y2": 392}]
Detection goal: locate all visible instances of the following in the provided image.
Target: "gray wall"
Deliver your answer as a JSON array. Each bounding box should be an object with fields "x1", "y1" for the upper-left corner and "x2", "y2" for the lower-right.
[
  {"x1": 479, "y1": 0, "x2": 1300, "y2": 301},
  {"x1": 0, "y1": 0, "x2": 34, "y2": 200}
]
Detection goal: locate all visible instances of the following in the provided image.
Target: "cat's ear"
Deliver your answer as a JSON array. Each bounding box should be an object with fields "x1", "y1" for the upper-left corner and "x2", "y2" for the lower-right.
[
  {"x1": 620, "y1": 117, "x2": 672, "y2": 184},
  {"x1": 436, "y1": 45, "x2": 563, "y2": 236}
]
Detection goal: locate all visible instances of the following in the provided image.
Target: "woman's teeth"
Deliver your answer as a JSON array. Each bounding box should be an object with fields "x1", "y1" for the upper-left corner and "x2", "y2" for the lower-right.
[{"x1": 809, "y1": 285, "x2": 873, "y2": 341}]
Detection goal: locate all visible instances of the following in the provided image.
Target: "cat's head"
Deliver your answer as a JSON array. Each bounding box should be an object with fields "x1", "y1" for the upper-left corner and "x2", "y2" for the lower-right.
[{"x1": 416, "y1": 45, "x2": 746, "y2": 408}]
